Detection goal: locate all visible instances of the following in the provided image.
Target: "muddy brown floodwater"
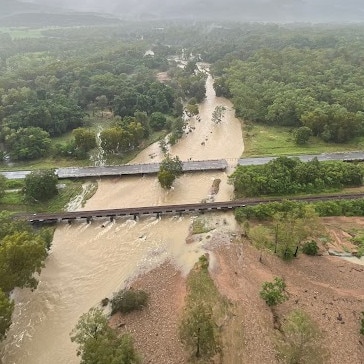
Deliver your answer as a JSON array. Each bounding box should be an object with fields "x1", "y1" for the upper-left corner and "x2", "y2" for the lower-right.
[{"x1": 0, "y1": 69, "x2": 244, "y2": 364}]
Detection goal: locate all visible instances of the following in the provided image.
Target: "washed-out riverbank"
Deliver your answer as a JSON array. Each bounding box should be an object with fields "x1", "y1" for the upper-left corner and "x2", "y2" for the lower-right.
[{"x1": 1, "y1": 69, "x2": 244, "y2": 364}]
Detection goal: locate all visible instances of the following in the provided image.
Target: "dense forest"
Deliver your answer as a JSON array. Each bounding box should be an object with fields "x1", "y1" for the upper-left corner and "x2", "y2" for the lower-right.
[
  {"x1": 0, "y1": 24, "x2": 210, "y2": 162},
  {"x1": 1, "y1": 22, "x2": 364, "y2": 164}
]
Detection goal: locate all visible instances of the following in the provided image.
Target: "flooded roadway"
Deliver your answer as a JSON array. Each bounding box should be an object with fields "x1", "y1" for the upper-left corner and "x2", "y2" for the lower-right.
[{"x1": 0, "y1": 70, "x2": 244, "y2": 364}]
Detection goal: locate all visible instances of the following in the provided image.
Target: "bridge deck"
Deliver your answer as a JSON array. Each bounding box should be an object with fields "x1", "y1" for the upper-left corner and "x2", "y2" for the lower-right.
[
  {"x1": 17, "y1": 192, "x2": 364, "y2": 223},
  {"x1": 57, "y1": 159, "x2": 228, "y2": 179}
]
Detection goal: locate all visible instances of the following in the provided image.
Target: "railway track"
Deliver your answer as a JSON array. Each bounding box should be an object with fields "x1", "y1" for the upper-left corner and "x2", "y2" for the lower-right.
[{"x1": 17, "y1": 192, "x2": 364, "y2": 224}]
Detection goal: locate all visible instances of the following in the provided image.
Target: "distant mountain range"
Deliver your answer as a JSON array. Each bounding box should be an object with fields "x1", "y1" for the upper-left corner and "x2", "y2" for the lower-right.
[
  {"x1": 1, "y1": 0, "x2": 364, "y2": 25},
  {"x1": 0, "y1": 0, "x2": 121, "y2": 27},
  {"x1": 108, "y1": 0, "x2": 364, "y2": 22}
]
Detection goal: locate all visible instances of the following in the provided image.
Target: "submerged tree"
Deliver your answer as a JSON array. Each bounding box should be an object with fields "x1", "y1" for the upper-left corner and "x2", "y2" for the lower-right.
[
  {"x1": 0, "y1": 289, "x2": 14, "y2": 341},
  {"x1": 212, "y1": 105, "x2": 226, "y2": 124},
  {"x1": 0, "y1": 231, "x2": 48, "y2": 293},
  {"x1": 158, "y1": 154, "x2": 183, "y2": 189}
]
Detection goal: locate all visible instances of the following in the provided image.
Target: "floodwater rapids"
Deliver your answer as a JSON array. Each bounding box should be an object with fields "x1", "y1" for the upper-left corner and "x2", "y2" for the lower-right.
[{"x1": 0, "y1": 71, "x2": 244, "y2": 364}]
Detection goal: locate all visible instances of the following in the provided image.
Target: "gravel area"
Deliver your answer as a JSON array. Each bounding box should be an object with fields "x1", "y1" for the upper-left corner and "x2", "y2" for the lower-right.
[{"x1": 110, "y1": 263, "x2": 188, "y2": 364}]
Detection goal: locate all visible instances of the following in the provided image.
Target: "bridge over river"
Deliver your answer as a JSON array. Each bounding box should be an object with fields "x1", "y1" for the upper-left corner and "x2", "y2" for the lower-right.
[
  {"x1": 2, "y1": 151, "x2": 364, "y2": 180},
  {"x1": 1, "y1": 159, "x2": 228, "y2": 180},
  {"x1": 18, "y1": 192, "x2": 364, "y2": 224}
]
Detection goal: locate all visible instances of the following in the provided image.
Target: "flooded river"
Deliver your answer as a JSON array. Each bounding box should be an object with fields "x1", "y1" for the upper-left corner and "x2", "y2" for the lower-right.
[{"x1": 1, "y1": 70, "x2": 244, "y2": 364}]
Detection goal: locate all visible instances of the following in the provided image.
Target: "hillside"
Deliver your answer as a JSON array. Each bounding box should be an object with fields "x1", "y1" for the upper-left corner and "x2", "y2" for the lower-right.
[
  {"x1": 20, "y1": 0, "x2": 364, "y2": 22},
  {"x1": 0, "y1": 0, "x2": 121, "y2": 27}
]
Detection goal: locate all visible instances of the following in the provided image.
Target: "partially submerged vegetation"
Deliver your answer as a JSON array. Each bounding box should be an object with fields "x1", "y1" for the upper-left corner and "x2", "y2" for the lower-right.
[
  {"x1": 0, "y1": 177, "x2": 85, "y2": 214},
  {"x1": 0, "y1": 212, "x2": 52, "y2": 340}
]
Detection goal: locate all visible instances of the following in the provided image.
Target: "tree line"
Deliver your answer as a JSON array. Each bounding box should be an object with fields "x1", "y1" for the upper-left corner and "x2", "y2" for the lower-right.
[
  {"x1": 211, "y1": 26, "x2": 364, "y2": 143},
  {"x1": 230, "y1": 157, "x2": 363, "y2": 197},
  {"x1": 0, "y1": 212, "x2": 52, "y2": 340},
  {"x1": 0, "y1": 26, "x2": 203, "y2": 163}
]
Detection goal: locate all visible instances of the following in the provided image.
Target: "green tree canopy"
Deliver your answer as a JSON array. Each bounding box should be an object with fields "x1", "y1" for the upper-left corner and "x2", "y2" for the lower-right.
[
  {"x1": 72, "y1": 128, "x2": 97, "y2": 153},
  {"x1": 0, "y1": 289, "x2": 14, "y2": 341},
  {"x1": 24, "y1": 169, "x2": 58, "y2": 202},
  {"x1": 158, "y1": 155, "x2": 183, "y2": 189},
  {"x1": 260, "y1": 277, "x2": 288, "y2": 306},
  {"x1": 110, "y1": 289, "x2": 148, "y2": 315},
  {"x1": 5, "y1": 127, "x2": 51, "y2": 161},
  {"x1": 0, "y1": 231, "x2": 48, "y2": 293},
  {"x1": 293, "y1": 126, "x2": 312, "y2": 145},
  {"x1": 278, "y1": 310, "x2": 326, "y2": 364},
  {"x1": 230, "y1": 157, "x2": 363, "y2": 197},
  {"x1": 180, "y1": 302, "x2": 217, "y2": 359},
  {"x1": 70, "y1": 308, "x2": 140, "y2": 364},
  {"x1": 0, "y1": 175, "x2": 6, "y2": 200},
  {"x1": 150, "y1": 112, "x2": 167, "y2": 131}
]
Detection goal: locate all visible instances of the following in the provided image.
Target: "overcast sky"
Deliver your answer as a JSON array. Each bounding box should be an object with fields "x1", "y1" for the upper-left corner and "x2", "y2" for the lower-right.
[{"x1": 21, "y1": 0, "x2": 364, "y2": 22}]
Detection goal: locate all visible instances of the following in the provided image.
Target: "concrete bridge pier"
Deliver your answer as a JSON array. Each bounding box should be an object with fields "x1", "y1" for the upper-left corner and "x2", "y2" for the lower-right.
[
  {"x1": 86, "y1": 217, "x2": 92, "y2": 224},
  {"x1": 110, "y1": 216, "x2": 114, "y2": 222}
]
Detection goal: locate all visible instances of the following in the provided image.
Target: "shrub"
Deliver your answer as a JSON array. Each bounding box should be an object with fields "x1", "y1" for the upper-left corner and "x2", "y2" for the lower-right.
[
  {"x1": 360, "y1": 312, "x2": 364, "y2": 335},
  {"x1": 110, "y1": 289, "x2": 148, "y2": 315},
  {"x1": 260, "y1": 277, "x2": 288, "y2": 306},
  {"x1": 277, "y1": 310, "x2": 326, "y2": 363},
  {"x1": 302, "y1": 241, "x2": 319, "y2": 256}
]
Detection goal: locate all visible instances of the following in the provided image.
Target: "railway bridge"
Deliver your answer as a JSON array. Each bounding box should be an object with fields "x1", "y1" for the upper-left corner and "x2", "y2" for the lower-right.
[{"x1": 17, "y1": 192, "x2": 364, "y2": 224}]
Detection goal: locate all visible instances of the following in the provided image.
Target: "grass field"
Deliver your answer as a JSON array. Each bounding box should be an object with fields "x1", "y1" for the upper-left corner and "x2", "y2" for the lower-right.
[
  {"x1": 0, "y1": 27, "x2": 44, "y2": 39},
  {"x1": 242, "y1": 122, "x2": 364, "y2": 157},
  {"x1": 0, "y1": 179, "x2": 85, "y2": 214}
]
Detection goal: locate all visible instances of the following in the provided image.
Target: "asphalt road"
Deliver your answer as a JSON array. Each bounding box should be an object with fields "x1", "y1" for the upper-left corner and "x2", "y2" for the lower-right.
[{"x1": 238, "y1": 151, "x2": 364, "y2": 166}]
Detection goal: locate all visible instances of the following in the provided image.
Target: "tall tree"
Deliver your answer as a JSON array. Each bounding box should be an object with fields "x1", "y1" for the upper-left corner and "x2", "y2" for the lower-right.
[
  {"x1": 73, "y1": 128, "x2": 97, "y2": 153},
  {"x1": 0, "y1": 289, "x2": 14, "y2": 341},
  {"x1": 158, "y1": 155, "x2": 183, "y2": 189},
  {"x1": 0, "y1": 175, "x2": 6, "y2": 200},
  {"x1": 180, "y1": 302, "x2": 217, "y2": 359},
  {"x1": 24, "y1": 169, "x2": 58, "y2": 202},
  {"x1": 278, "y1": 310, "x2": 326, "y2": 363},
  {"x1": 0, "y1": 231, "x2": 48, "y2": 293},
  {"x1": 5, "y1": 127, "x2": 51, "y2": 161},
  {"x1": 70, "y1": 308, "x2": 140, "y2": 364}
]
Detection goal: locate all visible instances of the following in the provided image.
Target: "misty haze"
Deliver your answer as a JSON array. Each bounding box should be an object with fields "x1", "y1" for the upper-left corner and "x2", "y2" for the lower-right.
[{"x1": 19, "y1": 0, "x2": 364, "y2": 22}]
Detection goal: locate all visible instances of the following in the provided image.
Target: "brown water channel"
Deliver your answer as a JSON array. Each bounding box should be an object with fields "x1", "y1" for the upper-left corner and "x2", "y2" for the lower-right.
[{"x1": 1, "y1": 70, "x2": 244, "y2": 364}]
